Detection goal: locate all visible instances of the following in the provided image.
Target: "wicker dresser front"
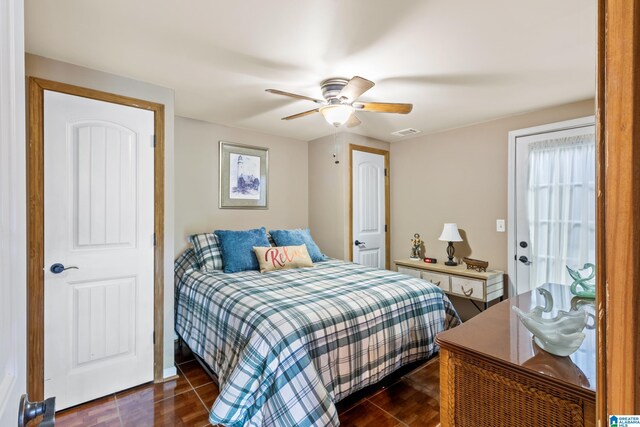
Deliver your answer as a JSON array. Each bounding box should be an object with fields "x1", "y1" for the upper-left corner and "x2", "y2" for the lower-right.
[
  {"x1": 437, "y1": 284, "x2": 596, "y2": 427},
  {"x1": 441, "y1": 350, "x2": 594, "y2": 427}
]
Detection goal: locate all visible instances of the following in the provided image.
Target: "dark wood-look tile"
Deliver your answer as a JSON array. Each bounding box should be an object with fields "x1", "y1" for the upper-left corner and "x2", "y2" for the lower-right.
[
  {"x1": 55, "y1": 353, "x2": 442, "y2": 427},
  {"x1": 118, "y1": 389, "x2": 210, "y2": 427},
  {"x1": 178, "y1": 360, "x2": 214, "y2": 388},
  {"x1": 404, "y1": 359, "x2": 441, "y2": 403},
  {"x1": 336, "y1": 394, "x2": 369, "y2": 415},
  {"x1": 174, "y1": 342, "x2": 195, "y2": 365},
  {"x1": 194, "y1": 382, "x2": 220, "y2": 409},
  {"x1": 115, "y1": 371, "x2": 192, "y2": 405},
  {"x1": 55, "y1": 395, "x2": 121, "y2": 427},
  {"x1": 368, "y1": 377, "x2": 440, "y2": 427},
  {"x1": 339, "y1": 400, "x2": 407, "y2": 427}
]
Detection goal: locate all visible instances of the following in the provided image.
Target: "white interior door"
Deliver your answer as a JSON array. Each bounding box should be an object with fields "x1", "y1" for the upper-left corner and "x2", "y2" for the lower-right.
[
  {"x1": 43, "y1": 90, "x2": 155, "y2": 410},
  {"x1": 352, "y1": 149, "x2": 386, "y2": 269},
  {"x1": 510, "y1": 118, "x2": 595, "y2": 295},
  {"x1": 0, "y1": 0, "x2": 27, "y2": 424}
]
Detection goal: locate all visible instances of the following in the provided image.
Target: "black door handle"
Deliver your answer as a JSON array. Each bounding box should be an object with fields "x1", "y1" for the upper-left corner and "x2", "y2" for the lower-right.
[
  {"x1": 50, "y1": 263, "x2": 79, "y2": 274},
  {"x1": 518, "y1": 256, "x2": 532, "y2": 266},
  {"x1": 354, "y1": 240, "x2": 365, "y2": 246}
]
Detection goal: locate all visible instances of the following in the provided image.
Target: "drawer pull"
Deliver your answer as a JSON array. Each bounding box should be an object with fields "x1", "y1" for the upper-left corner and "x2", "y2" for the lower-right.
[
  {"x1": 461, "y1": 285, "x2": 474, "y2": 297},
  {"x1": 434, "y1": 281, "x2": 441, "y2": 286}
]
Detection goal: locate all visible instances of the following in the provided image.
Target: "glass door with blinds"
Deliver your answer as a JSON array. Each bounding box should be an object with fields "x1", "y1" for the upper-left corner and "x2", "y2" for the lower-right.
[{"x1": 510, "y1": 117, "x2": 596, "y2": 295}]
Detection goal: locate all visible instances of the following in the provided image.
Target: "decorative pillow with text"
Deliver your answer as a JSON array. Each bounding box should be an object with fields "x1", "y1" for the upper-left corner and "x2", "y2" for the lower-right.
[
  {"x1": 253, "y1": 244, "x2": 314, "y2": 273},
  {"x1": 269, "y1": 229, "x2": 327, "y2": 262}
]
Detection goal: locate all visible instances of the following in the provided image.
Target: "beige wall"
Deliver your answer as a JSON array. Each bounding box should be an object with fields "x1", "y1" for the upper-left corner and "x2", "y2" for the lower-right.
[
  {"x1": 25, "y1": 54, "x2": 178, "y2": 374},
  {"x1": 390, "y1": 99, "x2": 594, "y2": 317},
  {"x1": 25, "y1": 52, "x2": 596, "y2": 346},
  {"x1": 174, "y1": 116, "x2": 309, "y2": 253},
  {"x1": 308, "y1": 132, "x2": 390, "y2": 259}
]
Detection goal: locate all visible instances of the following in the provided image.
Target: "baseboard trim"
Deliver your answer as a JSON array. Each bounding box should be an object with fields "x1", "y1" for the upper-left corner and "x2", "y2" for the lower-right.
[{"x1": 163, "y1": 366, "x2": 177, "y2": 379}]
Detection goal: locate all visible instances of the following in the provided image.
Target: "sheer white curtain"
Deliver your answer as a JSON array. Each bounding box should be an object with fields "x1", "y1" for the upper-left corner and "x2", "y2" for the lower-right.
[{"x1": 527, "y1": 134, "x2": 596, "y2": 286}]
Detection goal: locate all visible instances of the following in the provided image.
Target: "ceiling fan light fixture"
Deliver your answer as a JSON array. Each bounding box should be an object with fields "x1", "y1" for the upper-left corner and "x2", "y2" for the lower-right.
[
  {"x1": 319, "y1": 104, "x2": 354, "y2": 127},
  {"x1": 267, "y1": 76, "x2": 412, "y2": 129}
]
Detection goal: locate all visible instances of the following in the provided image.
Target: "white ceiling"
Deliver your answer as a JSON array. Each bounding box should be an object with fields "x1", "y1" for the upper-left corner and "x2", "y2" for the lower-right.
[{"x1": 25, "y1": 0, "x2": 596, "y2": 142}]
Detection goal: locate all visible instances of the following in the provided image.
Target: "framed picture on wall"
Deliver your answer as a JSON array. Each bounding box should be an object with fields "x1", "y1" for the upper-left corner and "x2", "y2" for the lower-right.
[{"x1": 219, "y1": 141, "x2": 269, "y2": 209}]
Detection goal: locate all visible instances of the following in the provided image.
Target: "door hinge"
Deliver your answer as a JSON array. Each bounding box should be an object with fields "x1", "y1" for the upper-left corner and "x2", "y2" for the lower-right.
[
  {"x1": 153, "y1": 331, "x2": 156, "y2": 344},
  {"x1": 385, "y1": 224, "x2": 388, "y2": 232},
  {"x1": 153, "y1": 233, "x2": 157, "y2": 246},
  {"x1": 152, "y1": 135, "x2": 156, "y2": 148},
  {"x1": 384, "y1": 168, "x2": 387, "y2": 177}
]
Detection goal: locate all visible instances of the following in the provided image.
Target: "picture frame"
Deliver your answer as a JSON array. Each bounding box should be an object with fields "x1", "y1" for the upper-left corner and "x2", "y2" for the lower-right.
[{"x1": 219, "y1": 141, "x2": 269, "y2": 209}]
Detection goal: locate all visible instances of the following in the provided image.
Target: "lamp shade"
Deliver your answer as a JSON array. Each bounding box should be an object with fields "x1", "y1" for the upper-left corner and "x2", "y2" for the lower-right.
[
  {"x1": 438, "y1": 223, "x2": 463, "y2": 242},
  {"x1": 319, "y1": 104, "x2": 354, "y2": 126}
]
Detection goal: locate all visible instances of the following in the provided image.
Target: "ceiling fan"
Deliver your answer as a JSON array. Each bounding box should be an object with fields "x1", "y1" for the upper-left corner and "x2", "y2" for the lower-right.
[{"x1": 266, "y1": 76, "x2": 413, "y2": 128}]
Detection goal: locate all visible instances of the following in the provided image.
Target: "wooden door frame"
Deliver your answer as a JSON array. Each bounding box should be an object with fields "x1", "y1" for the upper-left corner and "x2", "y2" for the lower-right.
[
  {"x1": 596, "y1": 0, "x2": 640, "y2": 419},
  {"x1": 348, "y1": 144, "x2": 391, "y2": 270},
  {"x1": 26, "y1": 77, "x2": 165, "y2": 401}
]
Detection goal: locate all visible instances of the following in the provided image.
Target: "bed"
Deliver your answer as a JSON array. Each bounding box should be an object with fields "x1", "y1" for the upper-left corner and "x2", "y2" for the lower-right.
[{"x1": 175, "y1": 248, "x2": 460, "y2": 427}]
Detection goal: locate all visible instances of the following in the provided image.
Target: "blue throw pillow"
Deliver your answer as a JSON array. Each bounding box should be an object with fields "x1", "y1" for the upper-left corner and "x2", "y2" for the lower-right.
[
  {"x1": 214, "y1": 227, "x2": 271, "y2": 273},
  {"x1": 269, "y1": 229, "x2": 326, "y2": 262}
]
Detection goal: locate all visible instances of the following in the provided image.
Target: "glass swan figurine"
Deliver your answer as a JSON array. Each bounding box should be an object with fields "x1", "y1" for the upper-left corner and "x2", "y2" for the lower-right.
[
  {"x1": 512, "y1": 288, "x2": 589, "y2": 356},
  {"x1": 566, "y1": 263, "x2": 596, "y2": 299}
]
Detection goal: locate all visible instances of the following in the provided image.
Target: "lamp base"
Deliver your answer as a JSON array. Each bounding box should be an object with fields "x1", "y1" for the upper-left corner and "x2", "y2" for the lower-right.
[{"x1": 445, "y1": 241, "x2": 457, "y2": 266}]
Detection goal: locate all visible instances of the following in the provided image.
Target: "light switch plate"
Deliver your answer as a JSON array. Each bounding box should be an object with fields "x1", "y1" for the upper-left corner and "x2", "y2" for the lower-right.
[{"x1": 496, "y1": 219, "x2": 506, "y2": 232}]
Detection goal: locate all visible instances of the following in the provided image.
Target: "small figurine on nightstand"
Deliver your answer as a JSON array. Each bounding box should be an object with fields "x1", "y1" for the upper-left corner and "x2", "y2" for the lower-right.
[{"x1": 410, "y1": 233, "x2": 423, "y2": 260}]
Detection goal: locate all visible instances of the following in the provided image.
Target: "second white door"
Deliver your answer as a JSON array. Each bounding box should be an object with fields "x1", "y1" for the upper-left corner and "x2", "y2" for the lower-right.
[
  {"x1": 511, "y1": 118, "x2": 595, "y2": 295},
  {"x1": 44, "y1": 90, "x2": 155, "y2": 410},
  {"x1": 352, "y1": 149, "x2": 386, "y2": 269}
]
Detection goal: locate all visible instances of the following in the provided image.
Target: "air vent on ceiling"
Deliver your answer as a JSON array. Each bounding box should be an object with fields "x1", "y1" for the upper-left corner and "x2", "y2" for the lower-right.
[{"x1": 391, "y1": 128, "x2": 422, "y2": 137}]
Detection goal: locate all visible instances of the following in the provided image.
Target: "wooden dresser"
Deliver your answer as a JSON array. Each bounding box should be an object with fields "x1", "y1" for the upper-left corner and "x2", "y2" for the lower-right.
[
  {"x1": 436, "y1": 283, "x2": 596, "y2": 427},
  {"x1": 395, "y1": 259, "x2": 504, "y2": 310}
]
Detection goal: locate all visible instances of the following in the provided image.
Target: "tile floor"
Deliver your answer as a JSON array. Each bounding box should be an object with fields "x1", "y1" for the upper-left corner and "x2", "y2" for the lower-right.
[{"x1": 54, "y1": 344, "x2": 441, "y2": 427}]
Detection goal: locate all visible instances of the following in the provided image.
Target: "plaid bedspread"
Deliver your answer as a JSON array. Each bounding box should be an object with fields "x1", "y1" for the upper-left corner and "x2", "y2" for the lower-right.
[{"x1": 175, "y1": 249, "x2": 460, "y2": 427}]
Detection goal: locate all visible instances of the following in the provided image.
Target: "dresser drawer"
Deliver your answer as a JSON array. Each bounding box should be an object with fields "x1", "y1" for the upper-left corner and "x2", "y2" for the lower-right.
[
  {"x1": 397, "y1": 266, "x2": 421, "y2": 278},
  {"x1": 450, "y1": 276, "x2": 484, "y2": 301},
  {"x1": 421, "y1": 271, "x2": 450, "y2": 292}
]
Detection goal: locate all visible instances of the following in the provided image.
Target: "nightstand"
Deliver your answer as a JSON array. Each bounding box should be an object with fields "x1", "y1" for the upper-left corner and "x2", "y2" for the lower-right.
[{"x1": 394, "y1": 259, "x2": 504, "y2": 310}]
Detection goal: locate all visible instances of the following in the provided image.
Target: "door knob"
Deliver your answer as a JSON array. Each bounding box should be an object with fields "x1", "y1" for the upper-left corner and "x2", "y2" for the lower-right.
[
  {"x1": 518, "y1": 256, "x2": 532, "y2": 266},
  {"x1": 354, "y1": 240, "x2": 365, "y2": 246},
  {"x1": 50, "y1": 263, "x2": 79, "y2": 274},
  {"x1": 18, "y1": 394, "x2": 56, "y2": 427}
]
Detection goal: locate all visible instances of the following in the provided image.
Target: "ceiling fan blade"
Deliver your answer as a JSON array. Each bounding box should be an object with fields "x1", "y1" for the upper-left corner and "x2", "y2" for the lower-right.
[
  {"x1": 346, "y1": 114, "x2": 361, "y2": 128},
  {"x1": 266, "y1": 89, "x2": 324, "y2": 104},
  {"x1": 281, "y1": 108, "x2": 319, "y2": 120},
  {"x1": 353, "y1": 102, "x2": 413, "y2": 114},
  {"x1": 338, "y1": 76, "x2": 375, "y2": 102}
]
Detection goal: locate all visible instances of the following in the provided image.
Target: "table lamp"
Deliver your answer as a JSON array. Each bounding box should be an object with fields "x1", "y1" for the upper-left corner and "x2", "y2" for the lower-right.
[{"x1": 439, "y1": 223, "x2": 463, "y2": 266}]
